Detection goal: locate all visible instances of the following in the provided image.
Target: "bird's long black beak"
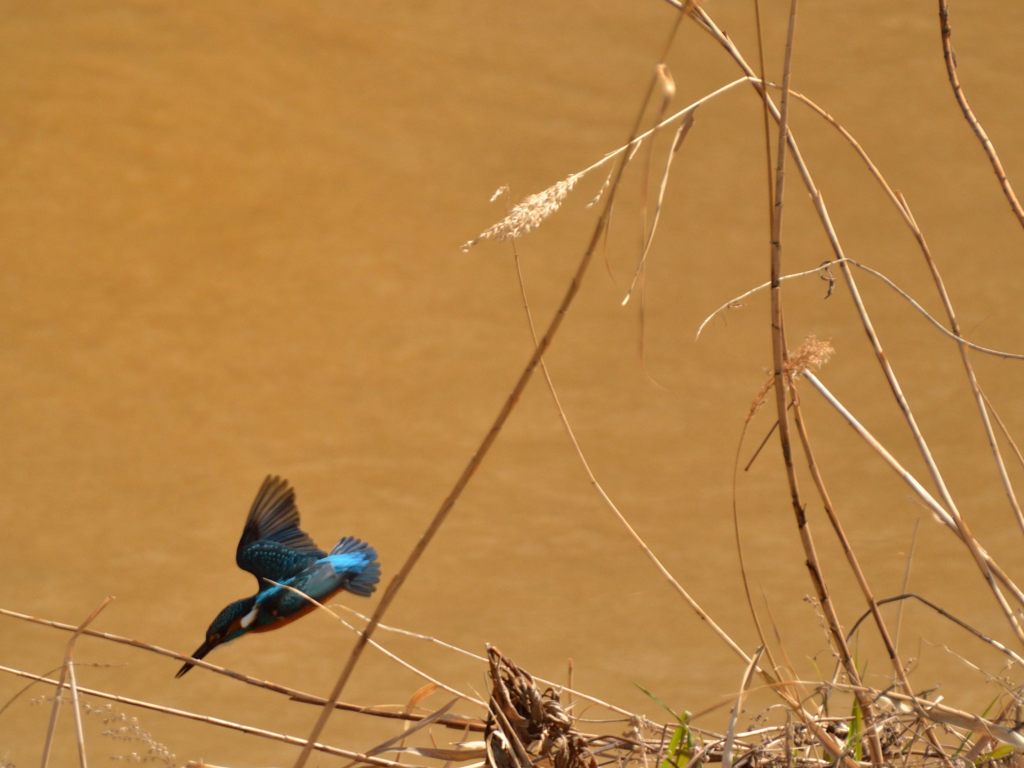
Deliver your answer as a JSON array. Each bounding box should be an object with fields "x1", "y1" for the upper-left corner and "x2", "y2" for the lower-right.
[{"x1": 176, "y1": 639, "x2": 216, "y2": 678}]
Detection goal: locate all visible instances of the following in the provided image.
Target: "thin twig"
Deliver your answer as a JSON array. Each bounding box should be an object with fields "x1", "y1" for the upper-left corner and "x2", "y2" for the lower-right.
[
  {"x1": 509, "y1": 244, "x2": 753, "y2": 667},
  {"x1": 722, "y1": 646, "x2": 764, "y2": 768},
  {"x1": 265, "y1": 579, "x2": 485, "y2": 707},
  {"x1": 0, "y1": 606, "x2": 482, "y2": 731},
  {"x1": 697, "y1": 258, "x2": 1024, "y2": 360},
  {"x1": 0, "y1": 663, "x2": 416, "y2": 767},
  {"x1": 40, "y1": 595, "x2": 114, "y2": 768},
  {"x1": 937, "y1": 0, "x2": 1024, "y2": 229}
]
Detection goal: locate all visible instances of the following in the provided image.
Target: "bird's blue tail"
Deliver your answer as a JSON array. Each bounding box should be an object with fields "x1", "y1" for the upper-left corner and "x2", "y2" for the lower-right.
[{"x1": 329, "y1": 537, "x2": 381, "y2": 597}]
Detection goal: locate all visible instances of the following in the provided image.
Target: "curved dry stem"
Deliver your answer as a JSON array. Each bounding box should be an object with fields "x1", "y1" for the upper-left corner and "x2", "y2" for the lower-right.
[
  {"x1": 508, "y1": 243, "x2": 754, "y2": 670},
  {"x1": 41, "y1": 595, "x2": 114, "y2": 768},
  {"x1": 937, "y1": 0, "x2": 1024, "y2": 229},
  {"x1": 697, "y1": 258, "x2": 1024, "y2": 361},
  {"x1": 844, "y1": 593, "x2": 1024, "y2": 668},
  {"x1": 722, "y1": 646, "x2": 765, "y2": 768}
]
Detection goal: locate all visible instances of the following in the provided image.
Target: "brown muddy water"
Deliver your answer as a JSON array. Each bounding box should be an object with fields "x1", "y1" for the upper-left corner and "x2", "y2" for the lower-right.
[{"x1": 2, "y1": 2, "x2": 1024, "y2": 765}]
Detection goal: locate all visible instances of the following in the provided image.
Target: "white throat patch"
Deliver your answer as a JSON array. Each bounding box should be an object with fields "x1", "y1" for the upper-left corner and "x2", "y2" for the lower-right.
[{"x1": 240, "y1": 605, "x2": 259, "y2": 629}]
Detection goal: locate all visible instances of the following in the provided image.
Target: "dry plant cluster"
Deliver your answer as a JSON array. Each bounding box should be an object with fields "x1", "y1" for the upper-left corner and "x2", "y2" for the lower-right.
[{"x1": 4, "y1": 1, "x2": 1024, "y2": 767}]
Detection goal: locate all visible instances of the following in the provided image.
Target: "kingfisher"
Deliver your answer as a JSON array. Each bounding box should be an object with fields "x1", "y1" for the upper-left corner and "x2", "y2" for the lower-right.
[{"x1": 176, "y1": 475, "x2": 381, "y2": 678}]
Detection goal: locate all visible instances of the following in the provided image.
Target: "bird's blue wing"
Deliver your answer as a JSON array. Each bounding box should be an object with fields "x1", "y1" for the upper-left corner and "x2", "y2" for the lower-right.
[{"x1": 236, "y1": 475, "x2": 326, "y2": 584}]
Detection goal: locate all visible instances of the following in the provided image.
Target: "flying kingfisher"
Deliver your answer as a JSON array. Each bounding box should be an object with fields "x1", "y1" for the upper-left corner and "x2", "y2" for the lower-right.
[{"x1": 176, "y1": 475, "x2": 381, "y2": 678}]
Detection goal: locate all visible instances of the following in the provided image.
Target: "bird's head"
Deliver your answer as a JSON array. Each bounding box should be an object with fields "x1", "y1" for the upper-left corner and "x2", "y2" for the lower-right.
[{"x1": 175, "y1": 595, "x2": 257, "y2": 678}]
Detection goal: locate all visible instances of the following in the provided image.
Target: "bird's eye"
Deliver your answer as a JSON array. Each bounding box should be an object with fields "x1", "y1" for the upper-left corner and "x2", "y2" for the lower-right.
[{"x1": 208, "y1": 633, "x2": 219, "y2": 643}]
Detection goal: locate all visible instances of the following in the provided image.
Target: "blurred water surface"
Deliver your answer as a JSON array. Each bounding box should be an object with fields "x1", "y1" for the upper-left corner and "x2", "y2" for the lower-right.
[{"x1": 2, "y1": 2, "x2": 1024, "y2": 764}]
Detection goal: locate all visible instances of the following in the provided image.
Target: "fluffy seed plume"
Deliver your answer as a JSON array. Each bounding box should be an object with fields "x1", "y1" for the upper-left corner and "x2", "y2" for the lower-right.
[
  {"x1": 749, "y1": 335, "x2": 834, "y2": 418},
  {"x1": 462, "y1": 173, "x2": 582, "y2": 252}
]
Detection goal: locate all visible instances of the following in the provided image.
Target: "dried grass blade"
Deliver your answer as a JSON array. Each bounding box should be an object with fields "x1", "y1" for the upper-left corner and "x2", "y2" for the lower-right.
[
  {"x1": 1, "y1": 663, "x2": 414, "y2": 767},
  {"x1": 41, "y1": 595, "x2": 114, "y2": 768},
  {"x1": 622, "y1": 110, "x2": 696, "y2": 307},
  {"x1": 938, "y1": 0, "x2": 1024, "y2": 229},
  {"x1": 722, "y1": 646, "x2": 764, "y2": 768},
  {"x1": 363, "y1": 697, "x2": 461, "y2": 758}
]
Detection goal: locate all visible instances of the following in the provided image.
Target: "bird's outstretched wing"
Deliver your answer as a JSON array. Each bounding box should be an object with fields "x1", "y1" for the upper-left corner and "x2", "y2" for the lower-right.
[{"x1": 236, "y1": 475, "x2": 326, "y2": 584}]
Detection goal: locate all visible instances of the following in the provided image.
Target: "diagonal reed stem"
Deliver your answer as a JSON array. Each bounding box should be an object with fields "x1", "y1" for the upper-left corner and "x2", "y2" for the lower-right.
[
  {"x1": 290, "y1": 8, "x2": 697, "y2": 766},
  {"x1": 937, "y1": 0, "x2": 1024, "y2": 230}
]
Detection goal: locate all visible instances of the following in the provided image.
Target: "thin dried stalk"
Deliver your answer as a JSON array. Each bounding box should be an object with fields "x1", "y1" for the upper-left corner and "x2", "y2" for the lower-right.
[
  {"x1": 722, "y1": 646, "x2": 764, "y2": 768},
  {"x1": 41, "y1": 595, "x2": 113, "y2": 768},
  {"x1": 761, "y1": 3, "x2": 880, "y2": 765},
  {"x1": 698, "y1": 258, "x2": 1024, "y2": 360},
  {"x1": 1, "y1": 663, "x2": 415, "y2": 767},
  {"x1": 0, "y1": 606, "x2": 483, "y2": 731},
  {"x1": 509, "y1": 244, "x2": 754, "y2": 670},
  {"x1": 789, "y1": 392, "x2": 951, "y2": 765},
  {"x1": 622, "y1": 110, "x2": 696, "y2": 306},
  {"x1": 937, "y1": 0, "x2": 1024, "y2": 229},
  {"x1": 845, "y1": 593, "x2": 1024, "y2": 668},
  {"x1": 804, "y1": 370, "x2": 1024, "y2": 612},
  {"x1": 265, "y1": 579, "x2": 485, "y2": 706}
]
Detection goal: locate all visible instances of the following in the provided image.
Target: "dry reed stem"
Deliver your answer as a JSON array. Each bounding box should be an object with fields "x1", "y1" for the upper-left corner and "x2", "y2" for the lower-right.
[
  {"x1": 4, "y1": 603, "x2": 654, "y2": 737},
  {"x1": 631, "y1": 62, "x2": 676, "y2": 311},
  {"x1": 981, "y1": 391, "x2": 1024, "y2": 485},
  {"x1": 893, "y1": 521, "x2": 920, "y2": 655},
  {"x1": 684, "y1": 3, "x2": 1024, "y2": 645},
  {"x1": 873, "y1": 690, "x2": 1024, "y2": 750},
  {"x1": 40, "y1": 595, "x2": 113, "y2": 768},
  {"x1": 753, "y1": 0, "x2": 776, "y2": 218},
  {"x1": 0, "y1": 663, "x2": 414, "y2": 767},
  {"x1": 845, "y1": 593, "x2": 1024, "y2": 668},
  {"x1": 802, "y1": 371, "x2": 959, "y2": 528},
  {"x1": 937, "y1": 0, "x2": 1024, "y2": 230},
  {"x1": 761, "y1": 3, "x2": 881, "y2": 764},
  {"x1": 731, "y1": 415, "x2": 792, "y2": 694},
  {"x1": 291, "y1": 11, "x2": 696, "y2": 767},
  {"x1": 622, "y1": 110, "x2": 695, "y2": 306},
  {"x1": 359, "y1": 697, "x2": 466, "y2": 763},
  {"x1": 0, "y1": 606, "x2": 485, "y2": 732}
]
